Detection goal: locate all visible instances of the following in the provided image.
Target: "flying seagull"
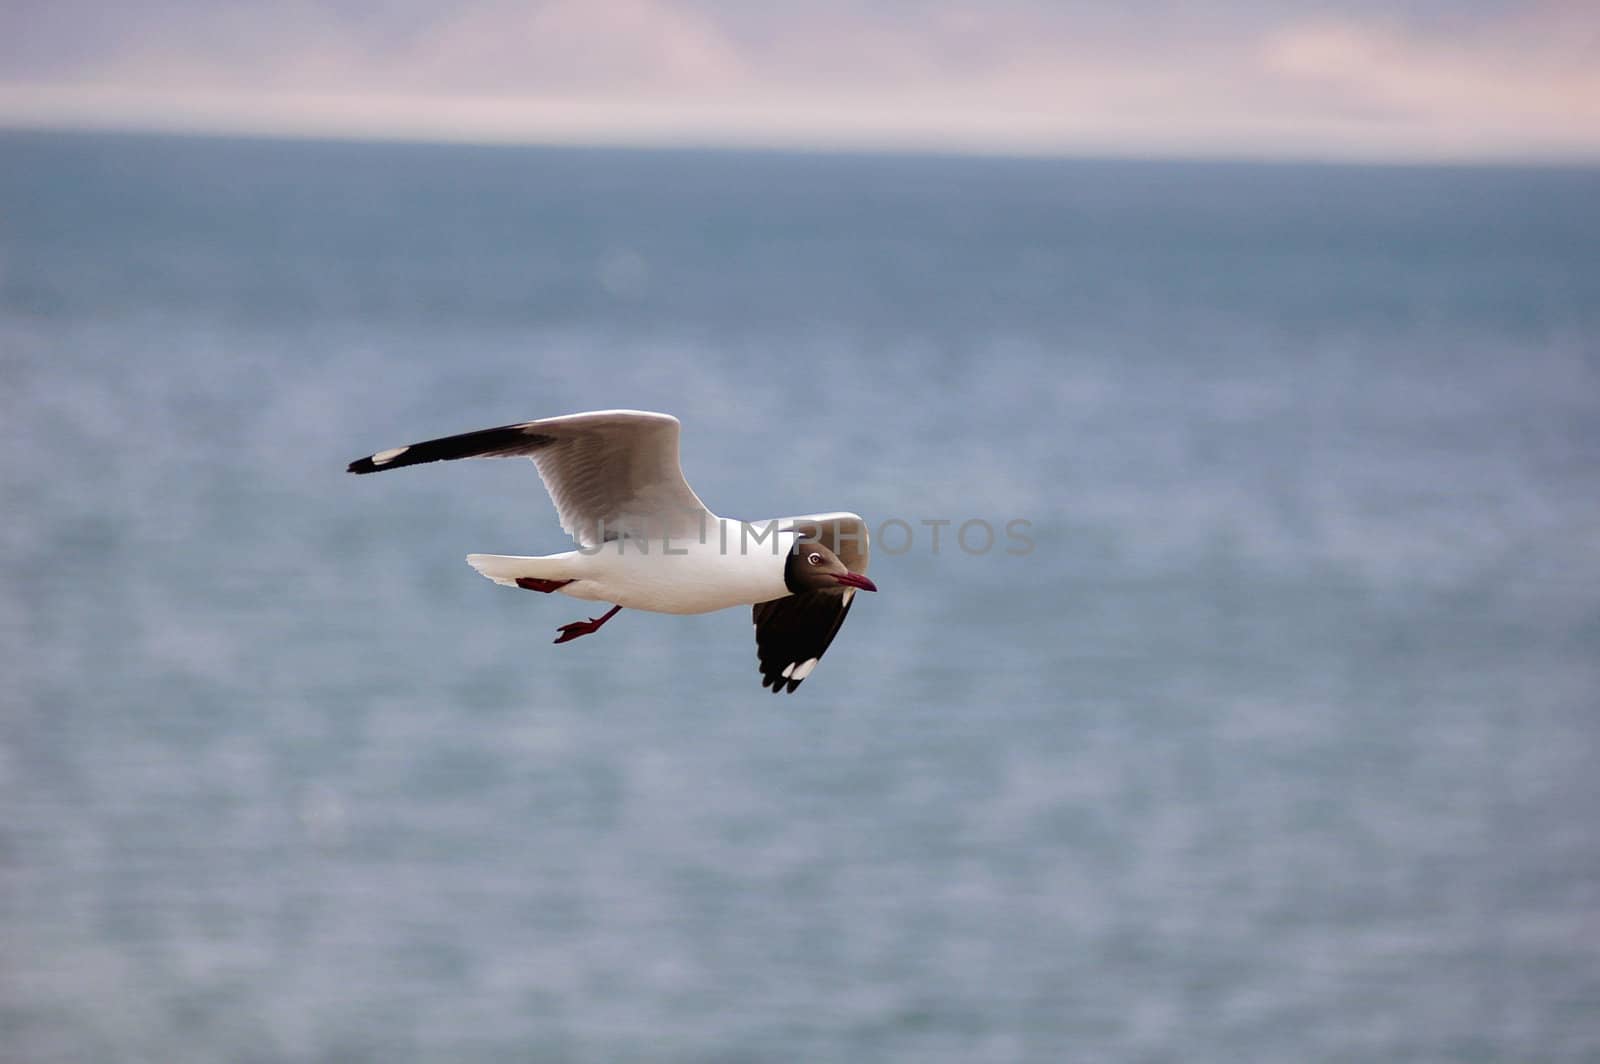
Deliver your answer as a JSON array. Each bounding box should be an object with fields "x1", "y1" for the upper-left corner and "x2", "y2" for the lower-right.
[{"x1": 347, "y1": 409, "x2": 875, "y2": 692}]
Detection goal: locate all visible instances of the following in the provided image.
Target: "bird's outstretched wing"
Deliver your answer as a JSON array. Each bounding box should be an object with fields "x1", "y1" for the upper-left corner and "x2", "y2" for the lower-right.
[
  {"x1": 348, "y1": 409, "x2": 716, "y2": 546},
  {"x1": 753, "y1": 590, "x2": 857, "y2": 693}
]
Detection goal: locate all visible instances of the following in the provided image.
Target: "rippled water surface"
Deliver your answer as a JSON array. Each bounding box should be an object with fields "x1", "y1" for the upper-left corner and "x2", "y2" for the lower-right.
[{"x1": 3, "y1": 132, "x2": 1598, "y2": 1062}]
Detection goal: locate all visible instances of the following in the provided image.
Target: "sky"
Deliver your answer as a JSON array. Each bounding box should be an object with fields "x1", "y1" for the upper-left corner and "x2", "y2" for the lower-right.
[{"x1": 1, "y1": 0, "x2": 1597, "y2": 162}]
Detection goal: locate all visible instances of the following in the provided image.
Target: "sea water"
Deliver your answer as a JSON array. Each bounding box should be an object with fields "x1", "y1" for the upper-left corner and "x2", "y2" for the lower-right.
[{"x1": 2, "y1": 131, "x2": 1598, "y2": 1062}]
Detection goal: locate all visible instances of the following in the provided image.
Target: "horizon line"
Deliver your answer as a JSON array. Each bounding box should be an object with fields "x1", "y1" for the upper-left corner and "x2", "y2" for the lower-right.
[
  {"x1": 7, "y1": 117, "x2": 1600, "y2": 173},
  {"x1": 4, "y1": 83, "x2": 1599, "y2": 171}
]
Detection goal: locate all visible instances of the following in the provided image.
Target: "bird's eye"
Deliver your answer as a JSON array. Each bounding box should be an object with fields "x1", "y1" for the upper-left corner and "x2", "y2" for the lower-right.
[{"x1": 808, "y1": 552, "x2": 823, "y2": 565}]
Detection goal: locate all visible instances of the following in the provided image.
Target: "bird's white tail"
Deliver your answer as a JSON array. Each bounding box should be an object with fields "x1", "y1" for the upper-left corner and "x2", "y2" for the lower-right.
[{"x1": 465, "y1": 552, "x2": 581, "y2": 588}]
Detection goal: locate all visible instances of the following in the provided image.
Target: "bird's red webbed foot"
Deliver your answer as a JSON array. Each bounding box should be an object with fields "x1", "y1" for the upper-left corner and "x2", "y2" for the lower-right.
[
  {"x1": 553, "y1": 604, "x2": 623, "y2": 644},
  {"x1": 515, "y1": 577, "x2": 572, "y2": 593}
]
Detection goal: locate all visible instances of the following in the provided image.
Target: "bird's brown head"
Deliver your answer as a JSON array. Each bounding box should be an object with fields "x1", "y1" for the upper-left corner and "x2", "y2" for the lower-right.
[{"x1": 785, "y1": 538, "x2": 878, "y2": 594}]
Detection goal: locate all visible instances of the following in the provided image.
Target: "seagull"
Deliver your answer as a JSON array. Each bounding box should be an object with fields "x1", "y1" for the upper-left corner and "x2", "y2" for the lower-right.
[{"x1": 347, "y1": 409, "x2": 876, "y2": 692}]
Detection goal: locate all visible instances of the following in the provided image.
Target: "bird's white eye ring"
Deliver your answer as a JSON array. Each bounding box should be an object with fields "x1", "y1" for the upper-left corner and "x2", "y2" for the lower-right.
[{"x1": 808, "y1": 552, "x2": 823, "y2": 565}]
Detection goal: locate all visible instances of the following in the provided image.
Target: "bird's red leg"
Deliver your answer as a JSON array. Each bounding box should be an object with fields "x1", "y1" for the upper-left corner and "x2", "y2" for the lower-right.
[
  {"x1": 515, "y1": 577, "x2": 572, "y2": 593},
  {"x1": 553, "y1": 604, "x2": 623, "y2": 644}
]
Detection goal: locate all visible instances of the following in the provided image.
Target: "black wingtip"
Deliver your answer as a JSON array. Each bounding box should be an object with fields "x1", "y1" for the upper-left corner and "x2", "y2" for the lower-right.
[
  {"x1": 344, "y1": 424, "x2": 556, "y2": 477},
  {"x1": 759, "y1": 672, "x2": 804, "y2": 694}
]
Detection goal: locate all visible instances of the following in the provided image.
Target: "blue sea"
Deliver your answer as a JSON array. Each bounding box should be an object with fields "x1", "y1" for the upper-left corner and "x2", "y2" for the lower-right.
[{"x1": 2, "y1": 131, "x2": 1598, "y2": 1062}]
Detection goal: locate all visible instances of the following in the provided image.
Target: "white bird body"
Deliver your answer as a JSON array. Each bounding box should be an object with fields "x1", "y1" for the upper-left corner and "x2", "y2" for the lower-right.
[{"x1": 467, "y1": 520, "x2": 802, "y2": 614}]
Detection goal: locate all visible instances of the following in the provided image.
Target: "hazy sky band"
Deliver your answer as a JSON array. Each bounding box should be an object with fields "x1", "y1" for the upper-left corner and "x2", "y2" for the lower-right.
[{"x1": 2, "y1": 0, "x2": 1596, "y2": 162}]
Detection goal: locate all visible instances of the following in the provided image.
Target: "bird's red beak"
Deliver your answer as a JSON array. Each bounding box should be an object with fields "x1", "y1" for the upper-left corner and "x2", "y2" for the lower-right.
[{"x1": 833, "y1": 572, "x2": 878, "y2": 592}]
